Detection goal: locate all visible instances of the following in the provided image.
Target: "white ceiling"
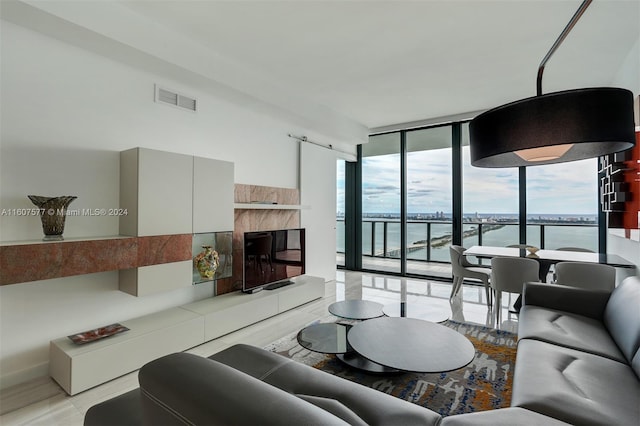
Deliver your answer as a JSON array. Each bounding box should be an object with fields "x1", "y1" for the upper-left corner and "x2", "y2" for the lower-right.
[
  {"x1": 3, "y1": 0, "x2": 639, "y2": 144},
  {"x1": 117, "y1": 0, "x2": 639, "y2": 130}
]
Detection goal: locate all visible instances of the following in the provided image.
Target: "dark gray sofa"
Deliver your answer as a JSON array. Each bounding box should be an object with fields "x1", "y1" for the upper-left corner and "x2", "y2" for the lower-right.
[
  {"x1": 84, "y1": 345, "x2": 565, "y2": 426},
  {"x1": 84, "y1": 276, "x2": 640, "y2": 426}
]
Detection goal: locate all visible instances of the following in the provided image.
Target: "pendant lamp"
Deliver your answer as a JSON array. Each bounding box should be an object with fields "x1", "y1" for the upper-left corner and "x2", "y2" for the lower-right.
[{"x1": 469, "y1": 0, "x2": 636, "y2": 168}]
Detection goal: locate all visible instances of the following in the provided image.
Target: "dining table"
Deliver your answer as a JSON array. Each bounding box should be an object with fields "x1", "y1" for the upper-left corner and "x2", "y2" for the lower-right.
[{"x1": 463, "y1": 245, "x2": 636, "y2": 282}]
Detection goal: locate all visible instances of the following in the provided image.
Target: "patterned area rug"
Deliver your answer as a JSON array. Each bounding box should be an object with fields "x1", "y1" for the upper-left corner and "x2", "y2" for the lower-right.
[{"x1": 264, "y1": 319, "x2": 517, "y2": 417}]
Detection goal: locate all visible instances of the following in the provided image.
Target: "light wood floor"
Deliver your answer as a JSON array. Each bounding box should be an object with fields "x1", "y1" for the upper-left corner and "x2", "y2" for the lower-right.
[{"x1": 0, "y1": 270, "x2": 518, "y2": 426}]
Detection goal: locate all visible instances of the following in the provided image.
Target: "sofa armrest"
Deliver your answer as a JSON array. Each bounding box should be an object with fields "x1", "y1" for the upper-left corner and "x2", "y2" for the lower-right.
[
  {"x1": 138, "y1": 352, "x2": 350, "y2": 426},
  {"x1": 522, "y1": 282, "x2": 610, "y2": 319}
]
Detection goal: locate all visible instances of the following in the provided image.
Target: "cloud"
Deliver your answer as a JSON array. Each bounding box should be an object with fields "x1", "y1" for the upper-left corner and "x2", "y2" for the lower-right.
[
  {"x1": 366, "y1": 184, "x2": 398, "y2": 191},
  {"x1": 346, "y1": 146, "x2": 598, "y2": 215}
]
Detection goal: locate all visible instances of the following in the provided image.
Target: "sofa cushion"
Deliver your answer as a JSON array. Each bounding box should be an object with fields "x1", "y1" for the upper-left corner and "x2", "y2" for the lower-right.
[
  {"x1": 603, "y1": 276, "x2": 640, "y2": 363},
  {"x1": 209, "y1": 342, "x2": 291, "y2": 380},
  {"x1": 210, "y1": 344, "x2": 442, "y2": 426},
  {"x1": 440, "y1": 407, "x2": 570, "y2": 425},
  {"x1": 512, "y1": 339, "x2": 640, "y2": 426},
  {"x1": 296, "y1": 394, "x2": 368, "y2": 426},
  {"x1": 518, "y1": 305, "x2": 626, "y2": 362}
]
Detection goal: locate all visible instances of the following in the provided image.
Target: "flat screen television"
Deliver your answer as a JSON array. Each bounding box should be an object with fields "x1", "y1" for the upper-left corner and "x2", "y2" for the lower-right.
[{"x1": 243, "y1": 228, "x2": 306, "y2": 293}]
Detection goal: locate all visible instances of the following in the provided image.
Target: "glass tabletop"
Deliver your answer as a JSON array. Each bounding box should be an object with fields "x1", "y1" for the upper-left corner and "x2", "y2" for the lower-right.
[
  {"x1": 463, "y1": 245, "x2": 635, "y2": 268},
  {"x1": 328, "y1": 300, "x2": 385, "y2": 320},
  {"x1": 296, "y1": 323, "x2": 352, "y2": 354}
]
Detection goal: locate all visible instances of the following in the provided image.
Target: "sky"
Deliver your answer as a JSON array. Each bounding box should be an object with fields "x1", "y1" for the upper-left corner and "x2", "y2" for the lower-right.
[{"x1": 337, "y1": 148, "x2": 598, "y2": 216}]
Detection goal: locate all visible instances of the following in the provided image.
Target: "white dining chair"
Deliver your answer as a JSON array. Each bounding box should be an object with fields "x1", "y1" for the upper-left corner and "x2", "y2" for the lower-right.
[
  {"x1": 555, "y1": 261, "x2": 616, "y2": 292},
  {"x1": 551, "y1": 247, "x2": 595, "y2": 282},
  {"x1": 449, "y1": 245, "x2": 492, "y2": 307},
  {"x1": 491, "y1": 257, "x2": 540, "y2": 323}
]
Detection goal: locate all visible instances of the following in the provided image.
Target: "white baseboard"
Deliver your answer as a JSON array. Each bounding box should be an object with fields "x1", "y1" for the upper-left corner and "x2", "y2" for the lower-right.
[{"x1": 0, "y1": 362, "x2": 49, "y2": 391}]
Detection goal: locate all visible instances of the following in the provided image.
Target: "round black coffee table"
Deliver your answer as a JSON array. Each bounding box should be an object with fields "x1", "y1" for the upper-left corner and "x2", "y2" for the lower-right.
[
  {"x1": 328, "y1": 300, "x2": 385, "y2": 320},
  {"x1": 382, "y1": 302, "x2": 449, "y2": 323},
  {"x1": 348, "y1": 317, "x2": 475, "y2": 373}
]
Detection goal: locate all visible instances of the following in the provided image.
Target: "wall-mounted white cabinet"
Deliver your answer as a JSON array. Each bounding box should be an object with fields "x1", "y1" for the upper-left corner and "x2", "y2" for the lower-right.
[
  {"x1": 118, "y1": 148, "x2": 234, "y2": 296},
  {"x1": 120, "y1": 148, "x2": 193, "y2": 237},
  {"x1": 119, "y1": 260, "x2": 192, "y2": 297},
  {"x1": 193, "y1": 157, "x2": 234, "y2": 233},
  {"x1": 120, "y1": 148, "x2": 234, "y2": 236}
]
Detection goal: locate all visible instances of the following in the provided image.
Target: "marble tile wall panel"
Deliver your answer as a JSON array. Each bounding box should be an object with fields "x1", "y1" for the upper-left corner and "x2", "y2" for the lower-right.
[
  {"x1": 137, "y1": 234, "x2": 192, "y2": 267},
  {"x1": 1, "y1": 235, "x2": 192, "y2": 286},
  {"x1": 234, "y1": 184, "x2": 252, "y2": 204},
  {"x1": 234, "y1": 184, "x2": 299, "y2": 205},
  {"x1": 1, "y1": 243, "x2": 63, "y2": 285},
  {"x1": 271, "y1": 187, "x2": 299, "y2": 205},
  {"x1": 60, "y1": 238, "x2": 138, "y2": 277},
  {"x1": 0, "y1": 238, "x2": 137, "y2": 285},
  {"x1": 225, "y1": 184, "x2": 300, "y2": 295}
]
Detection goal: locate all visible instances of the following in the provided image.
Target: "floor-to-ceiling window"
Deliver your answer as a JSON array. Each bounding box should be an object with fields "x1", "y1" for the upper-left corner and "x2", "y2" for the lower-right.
[
  {"x1": 361, "y1": 133, "x2": 401, "y2": 273},
  {"x1": 461, "y1": 123, "x2": 519, "y2": 252},
  {"x1": 526, "y1": 159, "x2": 599, "y2": 251},
  {"x1": 406, "y1": 126, "x2": 452, "y2": 278},
  {"x1": 341, "y1": 119, "x2": 602, "y2": 277}
]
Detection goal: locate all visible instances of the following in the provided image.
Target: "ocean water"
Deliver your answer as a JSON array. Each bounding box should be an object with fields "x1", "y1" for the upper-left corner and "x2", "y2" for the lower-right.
[{"x1": 336, "y1": 220, "x2": 598, "y2": 262}]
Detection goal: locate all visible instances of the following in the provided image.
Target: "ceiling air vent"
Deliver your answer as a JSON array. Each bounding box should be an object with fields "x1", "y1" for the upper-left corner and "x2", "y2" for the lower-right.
[{"x1": 154, "y1": 84, "x2": 197, "y2": 112}]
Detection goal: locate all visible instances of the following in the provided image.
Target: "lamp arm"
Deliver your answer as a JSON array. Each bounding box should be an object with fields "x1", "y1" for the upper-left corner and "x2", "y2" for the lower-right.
[{"x1": 536, "y1": 0, "x2": 592, "y2": 96}]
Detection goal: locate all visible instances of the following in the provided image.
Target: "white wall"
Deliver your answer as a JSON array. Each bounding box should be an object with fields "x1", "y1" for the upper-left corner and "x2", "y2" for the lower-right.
[{"x1": 0, "y1": 21, "x2": 340, "y2": 388}]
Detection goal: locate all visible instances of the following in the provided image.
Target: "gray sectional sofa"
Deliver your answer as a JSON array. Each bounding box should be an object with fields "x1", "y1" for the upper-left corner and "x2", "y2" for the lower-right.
[
  {"x1": 84, "y1": 276, "x2": 640, "y2": 425},
  {"x1": 513, "y1": 276, "x2": 640, "y2": 425}
]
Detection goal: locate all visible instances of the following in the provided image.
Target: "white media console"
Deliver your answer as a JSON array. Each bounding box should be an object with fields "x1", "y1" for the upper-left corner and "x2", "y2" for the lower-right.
[{"x1": 50, "y1": 275, "x2": 325, "y2": 395}]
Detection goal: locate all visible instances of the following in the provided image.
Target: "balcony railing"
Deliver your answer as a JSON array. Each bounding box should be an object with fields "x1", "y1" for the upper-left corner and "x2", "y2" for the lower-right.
[{"x1": 336, "y1": 218, "x2": 598, "y2": 264}]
